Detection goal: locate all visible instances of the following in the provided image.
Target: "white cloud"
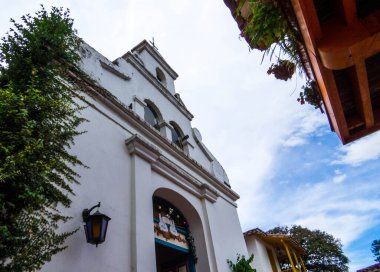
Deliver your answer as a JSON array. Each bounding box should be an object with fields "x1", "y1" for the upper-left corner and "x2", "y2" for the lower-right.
[
  {"x1": 295, "y1": 213, "x2": 373, "y2": 245},
  {"x1": 332, "y1": 174, "x2": 346, "y2": 183},
  {"x1": 333, "y1": 132, "x2": 380, "y2": 166},
  {"x1": 281, "y1": 108, "x2": 327, "y2": 147},
  {"x1": 282, "y1": 135, "x2": 307, "y2": 147},
  {"x1": 239, "y1": 178, "x2": 380, "y2": 246},
  {"x1": 333, "y1": 170, "x2": 347, "y2": 184}
]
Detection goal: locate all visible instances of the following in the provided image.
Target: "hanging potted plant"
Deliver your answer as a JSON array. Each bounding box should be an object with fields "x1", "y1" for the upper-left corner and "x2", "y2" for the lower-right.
[
  {"x1": 267, "y1": 59, "x2": 296, "y2": 81},
  {"x1": 297, "y1": 81, "x2": 324, "y2": 113}
]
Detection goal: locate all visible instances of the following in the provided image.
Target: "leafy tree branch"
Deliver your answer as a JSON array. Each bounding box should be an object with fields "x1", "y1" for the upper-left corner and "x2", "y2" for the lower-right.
[
  {"x1": 0, "y1": 6, "x2": 86, "y2": 271},
  {"x1": 371, "y1": 239, "x2": 380, "y2": 262},
  {"x1": 268, "y1": 225, "x2": 349, "y2": 272}
]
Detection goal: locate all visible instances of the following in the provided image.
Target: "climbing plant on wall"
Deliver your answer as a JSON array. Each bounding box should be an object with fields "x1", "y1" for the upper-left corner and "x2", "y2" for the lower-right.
[{"x1": 0, "y1": 6, "x2": 86, "y2": 271}]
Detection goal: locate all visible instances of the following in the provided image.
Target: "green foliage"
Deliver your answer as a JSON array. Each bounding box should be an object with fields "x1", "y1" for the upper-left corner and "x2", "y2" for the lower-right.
[
  {"x1": 238, "y1": 0, "x2": 323, "y2": 110},
  {"x1": 239, "y1": 0, "x2": 300, "y2": 71},
  {"x1": 268, "y1": 225, "x2": 349, "y2": 272},
  {"x1": 227, "y1": 254, "x2": 256, "y2": 272},
  {"x1": 0, "y1": 6, "x2": 86, "y2": 271},
  {"x1": 267, "y1": 59, "x2": 296, "y2": 81},
  {"x1": 297, "y1": 81, "x2": 324, "y2": 113},
  {"x1": 371, "y1": 239, "x2": 380, "y2": 262},
  {"x1": 243, "y1": 0, "x2": 289, "y2": 51}
]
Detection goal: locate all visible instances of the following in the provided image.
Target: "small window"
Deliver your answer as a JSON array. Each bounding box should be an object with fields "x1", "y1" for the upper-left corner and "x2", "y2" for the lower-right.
[
  {"x1": 156, "y1": 67, "x2": 167, "y2": 86},
  {"x1": 144, "y1": 104, "x2": 160, "y2": 131},
  {"x1": 170, "y1": 122, "x2": 183, "y2": 149}
]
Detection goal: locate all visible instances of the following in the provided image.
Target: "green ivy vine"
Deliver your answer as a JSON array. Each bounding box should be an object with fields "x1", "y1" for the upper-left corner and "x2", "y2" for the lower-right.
[{"x1": 0, "y1": 6, "x2": 86, "y2": 271}]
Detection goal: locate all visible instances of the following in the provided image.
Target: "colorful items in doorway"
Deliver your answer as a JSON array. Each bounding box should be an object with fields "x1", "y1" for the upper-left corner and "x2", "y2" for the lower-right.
[
  {"x1": 154, "y1": 213, "x2": 188, "y2": 250},
  {"x1": 153, "y1": 197, "x2": 198, "y2": 262}
]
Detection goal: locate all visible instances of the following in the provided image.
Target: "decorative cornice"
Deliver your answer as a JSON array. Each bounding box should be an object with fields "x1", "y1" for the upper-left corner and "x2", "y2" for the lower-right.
[
  {"x1": 158, "y1": 121, "x2": 171, "y2": 129},
  {"x1": 195, "y1": 139, "x2": 214, "y2": 162},
  {"x1": 123, "y1": 52, "x2": 194, "y2": 121},
  {"x1": 125, "y1": 135, "x2": 161, "y2": 163},
  {"x1": 126, "y1": 135, "x2": 218, "y2": 203},
  {"x1": 200, "y1": 184, "x2": 219, "y2": 203},
  {"x1": 153, "y1": 158, "x2": 206, "y2": 200},
  {"x1": 133, "y1": 95, "x2": 146, "y2": 107},
  {"x1": 182, "y1": 139, "x2": 194, "y2": 149},
  {"x1": 130, "y1": 40, "x2": 178, "y2": 79},
  {"x1": 99, "y1": 60, "x2": 130, "y2": 81}
]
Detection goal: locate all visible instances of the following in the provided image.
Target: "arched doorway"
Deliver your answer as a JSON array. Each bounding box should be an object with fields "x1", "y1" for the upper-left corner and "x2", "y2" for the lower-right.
[{"x1": 153, "y1": 196, "x2": 197, "y2": 272}]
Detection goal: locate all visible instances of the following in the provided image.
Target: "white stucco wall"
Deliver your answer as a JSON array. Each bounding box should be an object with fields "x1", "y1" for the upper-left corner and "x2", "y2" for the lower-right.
[
  {"x1": 41, "y1": 97, "x2": 134, "y2": 272},
  {"x1": 40, "y1": 40, "x2": 246, "y2": 272},
  {"x1": 205, "y1": 197, "x2": 249, "y2": 271},
  {"x1": 245, "y1": 236, "x2": 281, "y2": 272},
  {"x1": 136, "y1": 49, "x2": 176, "y2": 94}
]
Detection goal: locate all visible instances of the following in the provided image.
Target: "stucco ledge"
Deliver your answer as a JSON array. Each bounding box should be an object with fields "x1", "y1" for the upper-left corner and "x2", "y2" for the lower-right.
[{"x1": 125, "y1": 134, "x2": 161, "y2": 163}]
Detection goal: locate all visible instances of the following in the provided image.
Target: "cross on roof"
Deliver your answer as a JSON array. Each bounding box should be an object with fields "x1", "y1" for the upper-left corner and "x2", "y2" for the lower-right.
[{"x1": 149, "y1": 37, "x2": 159, "y2": 51}]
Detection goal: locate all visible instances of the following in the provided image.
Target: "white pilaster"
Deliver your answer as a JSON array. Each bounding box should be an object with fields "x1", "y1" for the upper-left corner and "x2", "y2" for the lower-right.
[
  {"x1": 158, "y1": 121, "x2": 173, "y2": 141},
  {"x1": 182, "y1": 138, "x2": 194, "y2": 156},
  {"x1": 200, "y1": 199, "x2": 218, "y2": 272},
  {"x1": 126, "y1": 135, "x2": 160, "y2": 272}
]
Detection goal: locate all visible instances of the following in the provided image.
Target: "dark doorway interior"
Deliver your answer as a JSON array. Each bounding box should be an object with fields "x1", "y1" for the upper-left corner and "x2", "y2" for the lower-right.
[{"x1": 155, "y1": 242, "x2": 190, "y2": 272}]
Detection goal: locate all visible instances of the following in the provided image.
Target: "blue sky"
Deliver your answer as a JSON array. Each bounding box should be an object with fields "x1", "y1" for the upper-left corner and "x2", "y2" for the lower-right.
[
  {"x1": 1, "y1": 0, "x2": 380, "y2": 271},
  {"x1": 264, "y1": 125, "x2": 380, "y2": 270}
]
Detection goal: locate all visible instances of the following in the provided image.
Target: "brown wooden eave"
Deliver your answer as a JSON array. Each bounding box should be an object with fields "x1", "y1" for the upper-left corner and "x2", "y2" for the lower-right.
[
  {"x1": 291, "y1": 0, "x2": 380, "y2": 144},
  {"x1": 223, "y1": 0, "x2": 380, "y2": 144}
]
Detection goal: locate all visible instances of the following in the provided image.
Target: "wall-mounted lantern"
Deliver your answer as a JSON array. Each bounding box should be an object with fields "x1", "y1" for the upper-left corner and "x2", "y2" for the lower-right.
[{"x1": 82, "y1": 202, "x2": 111, "y2": 247}]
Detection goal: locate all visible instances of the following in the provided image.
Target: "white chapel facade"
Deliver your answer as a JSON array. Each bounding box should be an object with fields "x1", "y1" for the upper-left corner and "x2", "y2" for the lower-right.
[{"x1": 40, "y1": 40, "x2": 249, "y2": 272}]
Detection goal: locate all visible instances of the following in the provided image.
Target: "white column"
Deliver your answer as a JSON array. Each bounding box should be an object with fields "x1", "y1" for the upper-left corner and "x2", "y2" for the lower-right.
[
  {"x1": 182, "y1": 139, "x2": 194, "y2": 156},
  {"x1": 200, "y1": 199, "x2": 219, "y2": 272},
  {"x1": 158, "y1": 121, "x2": 173, "y2": 141},
  {"x1": 126, "y1": 135, "x2": 160, "y2": 272}
]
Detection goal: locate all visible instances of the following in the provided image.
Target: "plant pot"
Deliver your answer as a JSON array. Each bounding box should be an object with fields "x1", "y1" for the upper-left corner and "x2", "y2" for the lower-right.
[{"x1": 267, "y1": 60, "x2": 296, "y2": 81}]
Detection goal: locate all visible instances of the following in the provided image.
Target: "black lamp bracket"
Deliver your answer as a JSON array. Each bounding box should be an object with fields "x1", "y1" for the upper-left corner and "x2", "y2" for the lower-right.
[
  {"x1": 82, "y1": 202, "x2": 101, "y2": 222},
  {"x1": 181, "y1": 135, "x2": 189, "y2": 143}
]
